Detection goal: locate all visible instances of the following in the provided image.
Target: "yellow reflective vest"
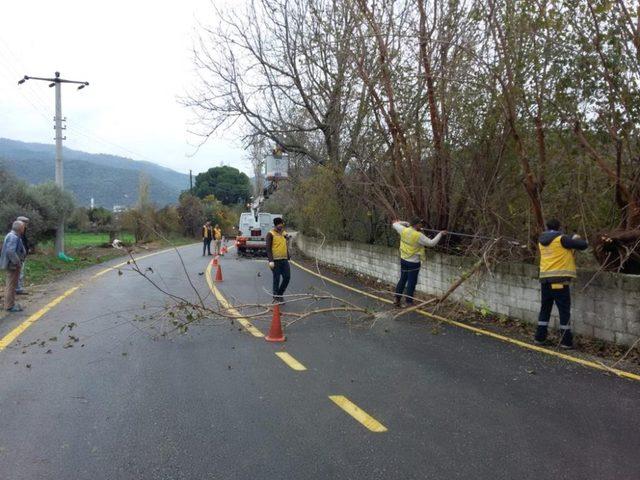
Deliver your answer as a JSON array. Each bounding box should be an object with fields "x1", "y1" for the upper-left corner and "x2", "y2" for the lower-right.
[
  {"x1": 539, "y1": 236, "x2": 577, "y2": 279},
  {"x1": 270, "y1": 229, "x2": 288, "y2": 260},
  {"x1": 214, "y1": 228, "x2": 222, "y2": 240},
  {"x1": 399, "y1": 227, "x2": 425, "y2": 261}
]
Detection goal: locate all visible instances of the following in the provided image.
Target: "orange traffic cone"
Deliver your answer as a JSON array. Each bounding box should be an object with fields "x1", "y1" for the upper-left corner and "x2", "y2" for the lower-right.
[
  {"x1": 211, "y1": 255, "x2": 219, "y2": 267},
  {"x1": 265, "y1": 304, "x2": 286, "y2": 342},
  {"x1": 215, "y1": 264, "x2": 223, "y2": 282},
  {"x1": 221, "y1": 245, "x2": 228, "y2": 255}
]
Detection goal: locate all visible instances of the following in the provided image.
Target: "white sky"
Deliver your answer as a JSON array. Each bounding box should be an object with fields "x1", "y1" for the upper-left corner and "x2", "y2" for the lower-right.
[{"x1": 0, "y1": 0, "x2": 251, "y2": 175}]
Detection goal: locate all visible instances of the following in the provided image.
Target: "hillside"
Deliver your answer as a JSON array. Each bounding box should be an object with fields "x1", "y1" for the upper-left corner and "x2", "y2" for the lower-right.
[{"x1": 0, "y1": 138, "x2": 189, "y2": 207}]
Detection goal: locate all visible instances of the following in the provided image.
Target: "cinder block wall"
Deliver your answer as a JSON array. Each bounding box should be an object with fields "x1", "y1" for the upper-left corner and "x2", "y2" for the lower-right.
[{"x1": 295, "y1": 234, "x2": 640, "y2": 347}]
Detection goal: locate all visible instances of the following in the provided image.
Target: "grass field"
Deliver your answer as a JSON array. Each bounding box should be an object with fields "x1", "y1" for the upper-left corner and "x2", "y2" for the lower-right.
[
  {"x1": 39, "y1": 231, "x2": 136, "y2": 249},
  {"x1": 1, "y1": 232, "x2": 195, "y2": 289}
]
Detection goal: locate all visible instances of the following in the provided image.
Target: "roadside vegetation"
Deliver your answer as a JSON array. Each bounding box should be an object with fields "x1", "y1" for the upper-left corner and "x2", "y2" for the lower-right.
[
  {"x1": 0, "y1": 169, "x2": 233, "y2": 290},
  {"x1": 188, "y1": 0, "x2": 640, "y2": 274}
]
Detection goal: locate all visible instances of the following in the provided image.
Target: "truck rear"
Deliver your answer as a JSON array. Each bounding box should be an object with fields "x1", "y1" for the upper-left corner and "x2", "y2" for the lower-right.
[{"x1": 236, "y1": 212, "x2": 282, "y2": 256}]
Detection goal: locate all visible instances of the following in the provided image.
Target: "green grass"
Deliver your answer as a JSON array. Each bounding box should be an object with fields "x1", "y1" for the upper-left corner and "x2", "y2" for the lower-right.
[
  {"x1": 22, "y1": 250, "x2": 124, "y2": 285},
  {"x1": 1, "y1": 233, "x2": 196, "y2": 289},
  {"x1": 39, "y1": 231, "x2": 136, "y2": 249}
]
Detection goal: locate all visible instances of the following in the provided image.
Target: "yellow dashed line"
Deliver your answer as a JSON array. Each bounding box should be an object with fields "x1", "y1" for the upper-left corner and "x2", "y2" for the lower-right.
[
  {"x1": 329, "y1": 395, "x2": 388, "y2": 432},
  {"x1": 291, "y1": 260, "x2": 640, "y2": 382},
  {"x1": 275, "y1": 351, "x2": 307, "y2": 371},
  {"x1": 205, "y1": 262, "x2": 264, "y2": 338}
]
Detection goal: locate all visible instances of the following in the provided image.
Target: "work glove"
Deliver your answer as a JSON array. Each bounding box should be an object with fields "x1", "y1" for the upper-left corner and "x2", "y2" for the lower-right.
[{"x1": 268, "y1": 262, "x2": 275, "y2": 269}]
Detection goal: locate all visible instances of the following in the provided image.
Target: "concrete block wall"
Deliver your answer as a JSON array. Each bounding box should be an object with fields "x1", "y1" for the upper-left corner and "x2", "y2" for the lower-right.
[{"x1": 295, "y1": 234, "x2": 640, "y2": 347}]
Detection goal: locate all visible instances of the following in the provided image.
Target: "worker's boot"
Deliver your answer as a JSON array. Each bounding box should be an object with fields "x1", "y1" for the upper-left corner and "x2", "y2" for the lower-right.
[
  {"x1": 534, "y1": 324, "x2": 548, "y2": 345},
  {"x1": 559, "y1": 330, "x2": 574, "y2": 350}
]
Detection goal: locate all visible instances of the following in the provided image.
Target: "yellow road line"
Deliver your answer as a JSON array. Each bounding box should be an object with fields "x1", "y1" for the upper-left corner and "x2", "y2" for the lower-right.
[
  {"x1": 205, "y1": 263, "x2": 264, "y2": 338},
  {"x1": 291, "y1": 260, "x2": 640, "y2": 382},
  {"x1": 0, "y1": 245, "x2": 195, "y2": 351},
  {"x1": 0, "y1": 286, "x2": 79, "y2": 350},
  {"x1": 329, "y1": 395, "x2": 388, "y2": 432},
  {"x1": 275, "y1": 351, "x2": 307, "y2": 371},
  {"x1": 91, "y1": 248, "x2": 174, "y2": 278}
]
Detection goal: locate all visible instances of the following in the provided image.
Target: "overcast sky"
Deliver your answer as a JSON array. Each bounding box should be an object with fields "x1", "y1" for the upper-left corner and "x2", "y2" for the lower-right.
[{"x1": 0, "y1": 0, "x2": 250, "y2": 175}]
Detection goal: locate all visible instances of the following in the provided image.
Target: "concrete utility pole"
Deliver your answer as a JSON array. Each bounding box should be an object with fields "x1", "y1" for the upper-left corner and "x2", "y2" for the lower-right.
[{"x1": 18, "y1": 72, "x2": 89, "y2": 256}]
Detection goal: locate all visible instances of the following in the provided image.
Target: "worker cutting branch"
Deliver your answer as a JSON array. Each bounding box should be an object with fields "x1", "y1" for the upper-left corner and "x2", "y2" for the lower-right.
[
  {"x1": 392, "y1": 218, "x2": 447, "y2": 308},
  {"x1": 535, "y1": 218, "x2": 588, "y2": 349}
]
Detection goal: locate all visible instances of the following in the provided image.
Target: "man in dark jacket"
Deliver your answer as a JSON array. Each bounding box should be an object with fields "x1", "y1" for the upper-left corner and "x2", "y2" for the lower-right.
[
  {"x1": 535, "y1": 219, "x2": 588, "y2": 349},
  {"x1": 1, "y1": 220, "x2": 27, "y2": 312}
]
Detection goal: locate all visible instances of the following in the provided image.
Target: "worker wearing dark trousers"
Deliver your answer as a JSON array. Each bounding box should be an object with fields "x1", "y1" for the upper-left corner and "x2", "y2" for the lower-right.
[
  {"x1": 266, "y1": 217, "x2": 290, "y2": 303},
  {"x1": 392, "y1": 218, "x2": 446, "y2": 307},
  {"x1": 535, "y1": 219, "x2": 588, "y2": 349},
  {"x1": 202, "y1": 221, "x2": 212, "y2": 256}
]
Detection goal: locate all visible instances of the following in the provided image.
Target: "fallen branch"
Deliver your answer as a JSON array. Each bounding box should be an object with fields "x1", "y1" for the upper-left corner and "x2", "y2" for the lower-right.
[{"x1": 286, "y1": 306, "x2": 373, "y2": 327}]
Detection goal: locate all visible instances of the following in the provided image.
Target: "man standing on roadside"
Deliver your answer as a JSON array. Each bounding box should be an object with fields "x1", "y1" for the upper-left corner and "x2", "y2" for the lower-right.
[
  {"x1": 213, "y1": 224, "x2": 222, "y2": 256},
  {"x1": 202, "y1": 221, "x2": 213, "y2": 256},
  {"x1": 534, "y1": 218, "x2": 588, "y2": 349},
  {"x1": 266, "y1": 217, "x2": 290, "y2": 303},
  {"x1": 1, "y1": 220, "x2": 27, "y2": 312},
  {"x1": 15, "y1": 216, "x2": 30, "y2": 295},
  {"x1": 392, "y1": 218, "x2": 446, "y2": 307}
]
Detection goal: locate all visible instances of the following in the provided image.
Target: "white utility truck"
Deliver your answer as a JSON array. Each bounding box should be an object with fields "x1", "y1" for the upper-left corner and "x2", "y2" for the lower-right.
[{"x1": 236, "y1": 148, "x2": 288, "y2": 256}]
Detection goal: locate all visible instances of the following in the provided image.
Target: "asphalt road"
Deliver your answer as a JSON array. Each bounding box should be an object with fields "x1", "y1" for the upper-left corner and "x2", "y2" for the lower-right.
[{"x1": 0, "y1": 243, "x2": 638, "y2": 480}]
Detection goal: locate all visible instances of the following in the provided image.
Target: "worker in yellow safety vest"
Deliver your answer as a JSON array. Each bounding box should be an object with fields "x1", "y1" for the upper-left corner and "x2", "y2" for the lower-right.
[
  {"x1": 266, "y1": 217, "x2": 290, "y2": 303},
  {"x1": 202, "y1": 221, "x2": 213, "y2": 256},
  {"x1": 534, "y1": 218, "x2": 588, "y2": 349},
  {"x1": 392, "y1": 218, "x2": 446, "y2": 307},
  {"x1": 213, "y1": 224, "x2": 223, "y2": 256}
]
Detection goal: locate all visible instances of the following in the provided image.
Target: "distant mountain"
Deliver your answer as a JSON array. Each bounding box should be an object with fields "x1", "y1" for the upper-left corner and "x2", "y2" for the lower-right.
[{"x1": 0, "y1": 138, "x2": 190, "y2": 208}]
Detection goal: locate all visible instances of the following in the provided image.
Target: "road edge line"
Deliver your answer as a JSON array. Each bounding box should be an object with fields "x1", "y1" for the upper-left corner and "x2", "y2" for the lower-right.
[
  {"x1": 290, "y1": 260, "x2": 640, "y2": 382},
  {"x1": 0, "y1": 286, "x2": 79, "y2": 350},
  {"x1": 91, "y1": 247, "x2": 176, "y2": 278},
  {"x1": 0, "y1": 245, "x2": 195, "y2": 351}
]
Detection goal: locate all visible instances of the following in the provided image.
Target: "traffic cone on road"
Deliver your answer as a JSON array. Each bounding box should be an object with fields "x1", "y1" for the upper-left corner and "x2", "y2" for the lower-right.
[
  {"x1": 221, "y1": 245, "x2": 228, "y2": 255},
  {"x1": 215, "y1": 264, "x2": 223, "y2": 282},
  {"x1": 265, "y1": 304, "x2": 286, "y2": 342},
  {"x1": 211, "y1": 255, "x2": 219, "y2": 267}
]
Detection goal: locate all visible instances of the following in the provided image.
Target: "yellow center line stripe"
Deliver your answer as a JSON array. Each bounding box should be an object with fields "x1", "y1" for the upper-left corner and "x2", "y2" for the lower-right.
[
  {"x1": 0, "y1": 286, "x2": 79, "y2": 350},
  {"x1": 290, "y1": 260, "x2": 640, "y2": 382},
  {"x1": 205, "y1": 263, "x2": 264, "y2": 338},
  {"x1": 275, "y1": 351, "x2": 307, "y2": 371},
  {"x1": 329, "y1": 395, "x2": 388, "y2": 432}
]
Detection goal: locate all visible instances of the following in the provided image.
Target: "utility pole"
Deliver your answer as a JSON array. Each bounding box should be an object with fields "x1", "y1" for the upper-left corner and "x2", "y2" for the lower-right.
[
  {"x1": 18, "y1": 72, "x2": 89, "y2": 256},
  {"x1": 189, "y1": 169, "x2": 193, "y2": 193}
]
